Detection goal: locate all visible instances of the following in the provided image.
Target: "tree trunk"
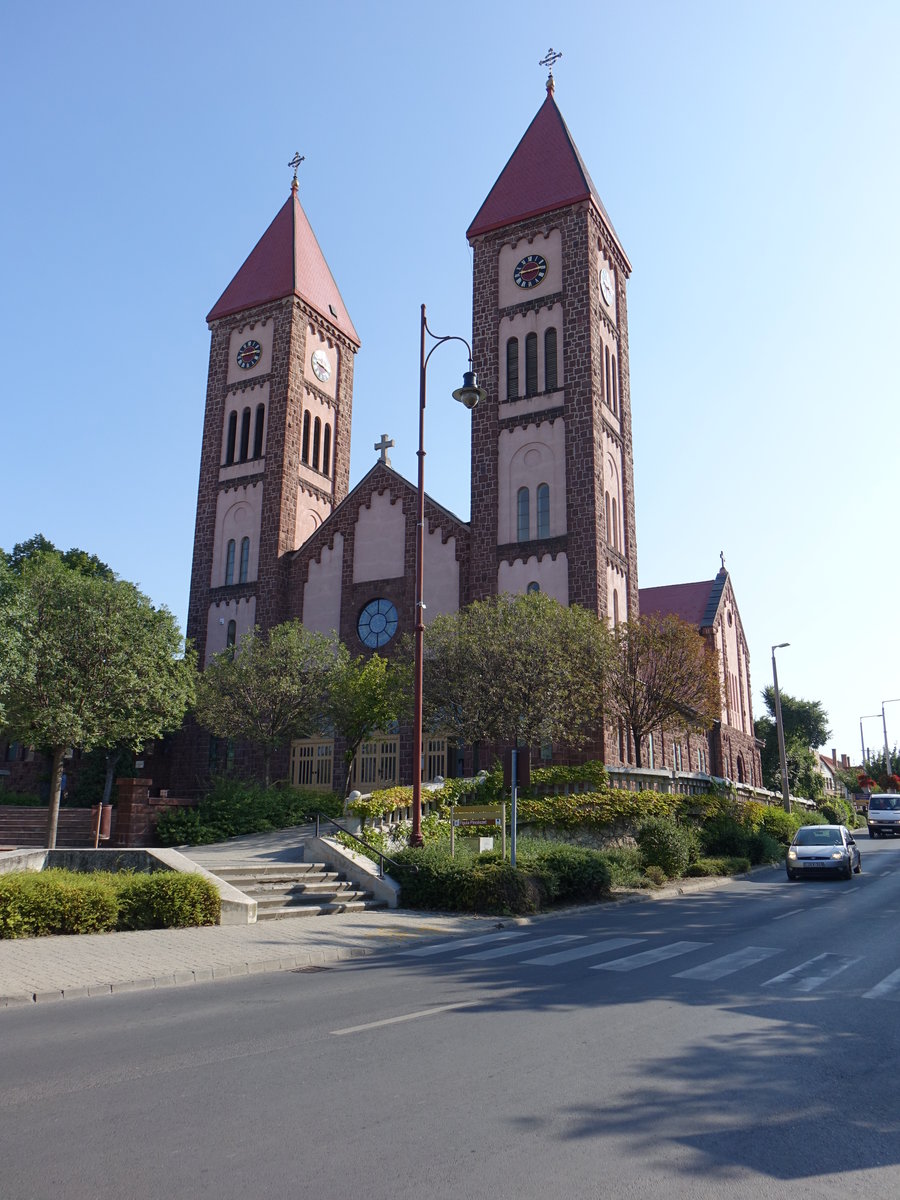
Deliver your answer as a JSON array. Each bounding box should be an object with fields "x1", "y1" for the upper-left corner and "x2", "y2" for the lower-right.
[
  {"x1": 102, "y1": 749, "x2": 121, "y2": 806},
  {"x1": 633, "y1": 729, "x2": 643, "y2": 769},
  {"x1": 263, "y1": 750, "x2": 271, "y2": 789},
  {"x1": 46, "y1": 746, "x2": 66, "y2": 849}
]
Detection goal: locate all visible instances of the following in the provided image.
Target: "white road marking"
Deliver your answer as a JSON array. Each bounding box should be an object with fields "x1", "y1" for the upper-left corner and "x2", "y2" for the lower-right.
[
  {"x1": 863, "y1": 969, "x2": 900, "y2": 1000},
  {"x1": 762, "y1": 952, "x2": 861, "y2": 993},
  {"x1": 461, "y1": 934, "x2": 583, "y2": 961},
  {"x1": 397, "y1": 931, "x2": 529, "y2": 957},
  {"x1": 523, "y1": 937, "x2": 645, "y2": 966},
  {"x1": 331, "y1": 1001, "x2": 480, "y2": 1035},
  {"x1": 772, "y1": 908, "x2": 805, "y2": 921},
  {"x1": 674, "y1": 946, "x2": 782, "y2": 980},
  {"x1": 591, "y1": 941, "x2": 711, "y2": 972}
]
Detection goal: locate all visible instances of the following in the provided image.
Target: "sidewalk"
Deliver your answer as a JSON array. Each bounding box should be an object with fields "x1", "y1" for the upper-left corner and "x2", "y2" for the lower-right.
[
  {"x1": 0, "y1": 829, "x2": 750, "y2": 1008},
  {"x1": 0, "y1": 828, "x2": 499, "y2": 1007}
]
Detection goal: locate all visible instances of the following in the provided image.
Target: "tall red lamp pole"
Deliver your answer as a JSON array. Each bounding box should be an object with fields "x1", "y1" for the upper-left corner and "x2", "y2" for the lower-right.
[{"x1": 411, "y1": 304, "x2": 485, "y2": 846}]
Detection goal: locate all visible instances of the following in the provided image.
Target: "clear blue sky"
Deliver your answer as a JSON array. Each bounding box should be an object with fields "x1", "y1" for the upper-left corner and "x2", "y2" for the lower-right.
[{"x1": 3, "y1": 1, "x2": 898, "y2": 765}]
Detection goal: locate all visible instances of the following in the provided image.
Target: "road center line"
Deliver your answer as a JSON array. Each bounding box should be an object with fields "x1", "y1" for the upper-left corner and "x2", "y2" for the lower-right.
[
  {"x1": 772, "y1": 908, "x2": 805, "y2": 920},
  {"x1": 331, "y1": 1001, "x2": 480, "y2": 1036}
]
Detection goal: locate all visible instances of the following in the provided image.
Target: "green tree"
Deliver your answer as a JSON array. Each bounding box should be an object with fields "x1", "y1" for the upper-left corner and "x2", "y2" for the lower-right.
[
  {"x1": 422, "y1": 592, "x2": 611, "y2": 753},
  {"x1": 194, "y1": 621, "x2": 337, "y2": 787},
  {"x1": 604, "y1": 613, "x2": 721, "y2": 769},
  {"x1": 325, "y1": 647, "x2": 410, "y2": 798},
  {"x1": 3, "y1": 533, "x2": 115, "y2": 580},
  {"x1": 0, "y1": 555, "x2": 196, "y2": 846},
  {"x1": 755, "y1": 689, "x2": 832, "y2": 798}
]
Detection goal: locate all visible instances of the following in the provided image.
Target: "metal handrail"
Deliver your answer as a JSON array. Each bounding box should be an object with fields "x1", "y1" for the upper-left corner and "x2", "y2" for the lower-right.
[{"x1": 313, "y1": 812, "x2": 417, "y2": 879}]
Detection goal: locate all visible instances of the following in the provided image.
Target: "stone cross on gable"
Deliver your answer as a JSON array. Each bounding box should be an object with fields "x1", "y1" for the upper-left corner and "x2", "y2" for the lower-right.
[{"x1": 375, "y1": 433, "x2": 394, "y2": 467}]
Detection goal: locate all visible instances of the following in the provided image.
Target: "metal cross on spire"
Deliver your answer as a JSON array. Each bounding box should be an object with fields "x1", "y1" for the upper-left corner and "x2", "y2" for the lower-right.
[
  {"x1": 539, "y1": 47, "x2": 563, "y2": 92},
  {"x1": 288, "y1": 152, "x2": 305, "y2": 189}
]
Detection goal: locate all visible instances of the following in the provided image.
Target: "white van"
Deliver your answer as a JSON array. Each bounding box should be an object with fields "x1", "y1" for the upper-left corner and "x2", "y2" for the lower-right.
[{"x1": 867, "y1": 793, "x2": 900, "y2": 838}]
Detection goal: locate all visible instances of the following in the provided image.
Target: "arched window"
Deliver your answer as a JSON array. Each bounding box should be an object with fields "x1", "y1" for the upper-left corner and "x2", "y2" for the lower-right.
[
  {"x1": 611, "y1": 354, "x2": 619, "y2": 415},
  {"x1": 322, "y1": 423, "x2": 332, "y2": 477},
  {"x1": 605, "y1": 491, "x2": 612, "y2": 543},
  {"x1": 517, "y1": 487, "x2": 530, "y2": 542},
  {"x1": 239, "y1": 408, "x2": 251, "y2": 462},
  {"x1": 239, "y1": 537, "x2": 250, "y2": 584},
  {"x1": 225, "y1": 411, "x2": 237, "y2": 465},
  {"x1": 612, "y1": 497, "x2": 620, "y2": 551},
  {"x1": 224, "y1": 539, "x2": 235, "y2": 585},
  {"x1": 618, "y1": 720, "x2": 625, "y2": 762},
  {"x1": 253, "y1": 404, "x2": 265, "y2": 459},
  {"x1": 506, "y1": 338, "x2": 519, "y2": 400},
  {"x1": 536, "y1": 483, "x2": 550, "y2": 538},
  {"x1": 613, "y1": 590, "x2": 619, "y2": 626},
  {"x1": 648, "y1": 732, "x2": 655, "y2": 770},
  {"x1": 313, "y1": 417, "x2": 321, "y2": 471},
  {"x1": 527, "y1": 581, "x2": 540, "y2": 594},
  {"x1": 605, "y1": 346, "x2": 611, "y2": 409},
  {"x1": 525, "y1": 333, "x2": 538, "y2": 396},
  {"x1": 302, "y1": 412, "x2": 310, "y2": 463},
  {"x1": 736, "y1": 754, "x2": 745, "y2": 784},
  {"x1": 544, "y1": 328, "x2": 558, "y2": 392},
  {"x1": 226, "y1": 620, "x2": 236, "y2": 649}
]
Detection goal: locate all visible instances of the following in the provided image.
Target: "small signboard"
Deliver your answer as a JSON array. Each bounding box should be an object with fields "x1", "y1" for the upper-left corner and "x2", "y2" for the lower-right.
[{"x1": 451, "y1": 805, "x2": 503, "y2": 827}]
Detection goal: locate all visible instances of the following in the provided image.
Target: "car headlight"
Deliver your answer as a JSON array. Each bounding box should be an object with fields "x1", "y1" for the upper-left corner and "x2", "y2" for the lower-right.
[
  {"x1": 831, "y1": 851, "x2": 843, "y2": 860},
  {"x1": 787, "y1": 850, "x2": 797, "y2": 860}
]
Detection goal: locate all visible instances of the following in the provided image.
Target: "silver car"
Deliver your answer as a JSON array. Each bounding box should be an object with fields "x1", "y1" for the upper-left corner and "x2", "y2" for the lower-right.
[{"x1": 786, "y1": 824, "x2": 861, "y2": 881}]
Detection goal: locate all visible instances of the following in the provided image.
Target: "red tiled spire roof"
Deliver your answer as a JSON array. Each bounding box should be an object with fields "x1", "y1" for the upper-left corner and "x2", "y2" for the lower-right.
[
  {"x1": 639, "y1": 572, "x2": 728, "y2": 630},
  {"x1": 207, "y1": 183, "x2": 359, "y2": 344},
  {"x1": 467, "y1": 89, "x2": 628, "y2": 266}
]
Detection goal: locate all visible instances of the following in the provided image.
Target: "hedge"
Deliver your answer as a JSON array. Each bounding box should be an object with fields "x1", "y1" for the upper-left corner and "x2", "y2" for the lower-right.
[
  {"x1": 156, "y1": 777, "x2": 343, "y2": 846},
  {"x1": 0, "y1": 869, "x2": 220, "y2": 938}
]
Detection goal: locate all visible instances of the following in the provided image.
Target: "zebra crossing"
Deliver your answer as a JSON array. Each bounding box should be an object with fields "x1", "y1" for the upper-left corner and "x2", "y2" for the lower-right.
[{"x1": 396, "y1": 929, "x2": 900, "y2": 1000}]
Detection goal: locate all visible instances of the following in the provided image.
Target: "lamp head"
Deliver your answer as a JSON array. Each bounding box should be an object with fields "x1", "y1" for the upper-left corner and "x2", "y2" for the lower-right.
[
  {"x1": 452, "y1": 370, "x2": 486, "y2": 411},
  {"x1": 772, "y1": 642, "x2": 790, "y2": 651}
]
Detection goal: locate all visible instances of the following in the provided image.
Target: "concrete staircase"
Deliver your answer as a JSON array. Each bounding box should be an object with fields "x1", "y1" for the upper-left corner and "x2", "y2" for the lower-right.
[{"x1": 198, "y1": 862, "x2": 387, "y2": 919}]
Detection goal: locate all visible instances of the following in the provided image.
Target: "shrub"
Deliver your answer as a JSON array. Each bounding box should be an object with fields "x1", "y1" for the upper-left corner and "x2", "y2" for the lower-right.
[
  {"x1": 0, "y1": 869, "x2": 118, "y2": 937},
  {"x1": 699, "y1": 813, "x2": 752, "y2": 859},
  {"x1": 758, "y1": 806, "x2": 812, "y2": 846},
  {"x1": 595, "y1": 846, "x2": 646, "y2": 888},
  {"x1": 0, "y1": 789, "x2": 43, "y2": 807},
  {"x1": 817, "y1": 798, "x2": 856, "y2": 828},
  {"x1": 684, "y1": 856, "x2": 751, "y2": 878},
  {"x1": 636, "y1": 817, "x2": 698, "y2": 878},
  {"x1": 642, "y1": 864, "x2": 667, "y2": 886},
  {"x1": 745, "y1": 830, "x2": 785, "y2": 864},
  {"x1": 515, "y1": 839, "x2": 611, "y2": 902},
  {"x1": 0, "y1": 869, "x2": 220, "y2": 938},
  {"x1": 155, "y1": 778, "x2": 343, "y2": 846},
  {"x1": 115, "y1": 872, "x2": 220, "y2": 929}
]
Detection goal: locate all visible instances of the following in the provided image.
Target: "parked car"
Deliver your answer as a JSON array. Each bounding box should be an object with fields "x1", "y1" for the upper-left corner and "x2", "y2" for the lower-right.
[
  {"x1": 786, "y1": 825, "x2": 861, "y2": 880},
  {"x1": 867, "y1": 793, "x2": 900, "y2": 838}
]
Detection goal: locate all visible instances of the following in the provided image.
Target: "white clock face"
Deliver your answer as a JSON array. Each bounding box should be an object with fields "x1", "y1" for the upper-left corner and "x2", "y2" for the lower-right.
[
  {"x1": 311, "y1": 349, "x2": 331, "y2": 383},
  {"x1": 600, "y1": 267, "x2": 614, "y2": 306}
]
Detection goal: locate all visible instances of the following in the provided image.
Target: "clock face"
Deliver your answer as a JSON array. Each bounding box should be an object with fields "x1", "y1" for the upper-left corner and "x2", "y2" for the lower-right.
[
  {"x1": 357, "y1": 598, "x2": 398, "y2": 649},
  {"x1": 311, "y1": 349, "x2": 332, "y2": 383},
  {"x1": 513, "y1": 254, "x2": 548, "y2": 289},
  {"x1": 599, "y1": 267, "x2": 614, "y2": 305},
  {"x1": 236, "y1": 339, "x2": 262, "y2": 370}
]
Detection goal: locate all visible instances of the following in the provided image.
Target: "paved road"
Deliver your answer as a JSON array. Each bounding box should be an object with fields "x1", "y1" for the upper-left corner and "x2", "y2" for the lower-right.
[{"x1": 2, "y1": 835, "x2": 900, "y2": 1200}]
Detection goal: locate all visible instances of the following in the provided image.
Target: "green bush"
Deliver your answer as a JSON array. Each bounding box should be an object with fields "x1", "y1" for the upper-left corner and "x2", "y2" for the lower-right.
[
  {"x1": 0, "y1": 869, "x2": 220, "y2": 938},
  {"x1": 642, "y1": 864, "x2": 667, "y2": 886},
  {"x1": 636, "y1": 817, "x2": 698, "y2": 878},
  {"x1": 155, "y1": 778, "x2": 343, "y2": 846},
  {"x1": 594, "y1": 846, "x2": 646, "y2": 888},
  {"x1": 758, "y1": 806, "x2": 816, "y2": 846},
  {"x1": 699, "y1": 812, "x2": 752, "y2": 859},
  {"x1": 745, "y1": 830, "x2": 785, "y2": 864},
  {"x1": 817, "y1": 798, "x2": 856, "y2": 828},
  {"x1": 389, "y1": 839, "x2": 611, "y2": 914},
  {"x1": 0, "y1": 789, "x2": 43, "y2": 807},
  {"x1": 684, "y1": 856, "x2": 751, "y2": 877}
]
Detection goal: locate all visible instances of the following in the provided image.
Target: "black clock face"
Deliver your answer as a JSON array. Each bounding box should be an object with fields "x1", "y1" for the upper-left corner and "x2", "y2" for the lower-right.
[
  {"x1": 236, "y1": 339, "x2": 262, "y2": 369},
  {"x1": 513, "y1": 254, "x2": 548, "y2": 289},
  {"x1": 357, "y1": 598, "x2": 398, "y2": 649}
]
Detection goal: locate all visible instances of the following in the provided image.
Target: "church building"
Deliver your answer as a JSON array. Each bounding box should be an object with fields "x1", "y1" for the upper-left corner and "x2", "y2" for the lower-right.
[{"x1": 183, "y1": 71, "x2": 762, "y2": 794}]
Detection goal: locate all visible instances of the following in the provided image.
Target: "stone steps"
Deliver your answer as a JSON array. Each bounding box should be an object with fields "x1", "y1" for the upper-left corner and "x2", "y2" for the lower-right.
[{"x1": 190, "y1": 860, "x2": 386, "y2": 920}]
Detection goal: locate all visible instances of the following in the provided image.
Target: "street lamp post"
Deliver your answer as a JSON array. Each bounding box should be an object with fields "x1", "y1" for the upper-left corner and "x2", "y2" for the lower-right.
[
  {"x1": 881, "y1": 698, "x2": 900, "y2": 782},
  {"x1": 411, "y1": 304, "x2": 485, "y2": 847},
  {"x1": 772, "y1": 643, "x2": 791, "y2": 814},
  {"x1": 860, "y1": 713, "x2": 881, "y2": 767}
]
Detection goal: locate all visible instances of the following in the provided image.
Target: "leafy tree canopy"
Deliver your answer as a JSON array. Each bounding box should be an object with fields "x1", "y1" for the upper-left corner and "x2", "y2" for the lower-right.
[
  {"x1": 759, "y1": 686, "x2": 831, "y2": 749},
  {"x1": 325, "y1": 646, "x2": 410, "y2": 797},
  {"x1": 2, "y1": 532, "x2": 115, "y2": 580},
  {"x1": 194, "y1": 621, "x2": 337, "y2": 787},
  {"x1": 0, "y1": 554, "x2": 195, "y2": 845},
  {"x1": 604, "y1": 613, "x2": 721, "y2": 769},
  {"x1": 422, "y1": 592, "x2": 612, "y2": 752}
]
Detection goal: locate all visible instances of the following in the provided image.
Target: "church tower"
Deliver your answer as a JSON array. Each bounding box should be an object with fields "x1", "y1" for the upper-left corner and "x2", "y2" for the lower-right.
[
  {"x1": 186, "y1": 176, "x2": 359, "y2": 666},
  {"x1": 466, "y1": 75, "x2": 638, "y2": 624}
]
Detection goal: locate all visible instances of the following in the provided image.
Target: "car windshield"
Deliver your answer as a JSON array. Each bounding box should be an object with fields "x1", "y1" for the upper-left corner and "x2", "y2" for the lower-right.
[
  {"x1": 870, "y1": 796, "x2": 900, "y2": 811},
  {"x1": 794, "y1": 827, "x2": 842, "y2": 846}
]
